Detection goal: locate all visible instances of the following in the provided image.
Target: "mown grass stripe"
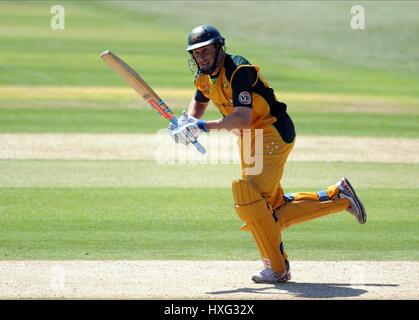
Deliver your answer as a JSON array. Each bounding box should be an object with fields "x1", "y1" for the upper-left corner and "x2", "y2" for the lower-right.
[
  {"x1": 0, "y1": 187, "x2": 417, "y2": 260},
  {"x1": 0, "y1": 108, "x2": 418, "y2": 137},
  {"x1": 0, "y1": 160, "x2": 417, "y2": 189},
  {"x1": 1, "y1": 85, "x2": 418, "y2": 108}
]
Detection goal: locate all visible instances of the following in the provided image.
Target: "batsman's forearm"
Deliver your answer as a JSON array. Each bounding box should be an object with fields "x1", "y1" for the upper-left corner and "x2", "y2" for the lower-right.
[
  {"x1": 205, "y1": 112, "x2": 251, "y2": 131},
  {"x1": 188, "y1": 99, "x2": 208, "y2": 119}
]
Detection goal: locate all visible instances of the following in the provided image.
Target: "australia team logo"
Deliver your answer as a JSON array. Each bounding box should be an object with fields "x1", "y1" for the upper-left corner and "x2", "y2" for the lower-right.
[{"x1": 238, "y1": 91, "x2": 252, "y2": 105}]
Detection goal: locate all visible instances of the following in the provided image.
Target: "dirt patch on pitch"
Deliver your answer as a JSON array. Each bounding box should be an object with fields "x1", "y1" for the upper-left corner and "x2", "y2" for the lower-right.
[
  {"x1": 0, "y1": 260, "x2": 417, "y2": 299},
  {"x1": 0, "y1": 134, "x2": 418, "y2": 163}
]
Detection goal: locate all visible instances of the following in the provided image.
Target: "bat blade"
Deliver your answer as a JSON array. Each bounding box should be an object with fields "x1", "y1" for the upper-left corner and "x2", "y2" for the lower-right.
[
  {"x1": 100, "y1": 50, "x2": 206, "y2": 155},
  {"x1": 100, "y1": 50, "x2": 175, "y2": 122}
]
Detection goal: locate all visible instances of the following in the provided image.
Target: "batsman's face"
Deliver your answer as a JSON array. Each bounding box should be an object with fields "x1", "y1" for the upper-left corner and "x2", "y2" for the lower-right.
[{"x1": 192, "y1": 44, "x2": 217, "y2": 71}]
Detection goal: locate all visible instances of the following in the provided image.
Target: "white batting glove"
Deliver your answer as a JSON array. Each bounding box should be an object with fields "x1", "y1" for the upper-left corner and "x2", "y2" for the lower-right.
[
  {"x1": 168, "y1": 112, "x2": 208, "y2": 145},
  {"x1": 177, "y1": 111, "x2": 190, "y2": 127},
  {"x1": 168, "y1": 121, "x2": 189, "y2": 145},
  {"x1": 179, "y1": 114, "x2": 207, "y2": 138}
]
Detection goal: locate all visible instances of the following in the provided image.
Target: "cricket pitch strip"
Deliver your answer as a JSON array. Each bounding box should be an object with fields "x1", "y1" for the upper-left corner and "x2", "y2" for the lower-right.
[{"x1": 0, "y1": 260, "x2": 417, "y2": 299}]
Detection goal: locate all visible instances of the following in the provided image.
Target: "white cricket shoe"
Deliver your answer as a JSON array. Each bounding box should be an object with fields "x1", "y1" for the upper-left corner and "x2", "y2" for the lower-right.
[
  {"x1": 251, "y1": 260, "x2": 291, "y2": 284},
  {"x1": 336, "y1": 177, "x2": 367, "y2": 224}
]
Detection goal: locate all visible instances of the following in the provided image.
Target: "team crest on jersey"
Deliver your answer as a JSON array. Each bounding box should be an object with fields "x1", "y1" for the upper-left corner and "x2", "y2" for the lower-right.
[{"x1": 238, "y1": 91, "x2": 252, "y2": 105}]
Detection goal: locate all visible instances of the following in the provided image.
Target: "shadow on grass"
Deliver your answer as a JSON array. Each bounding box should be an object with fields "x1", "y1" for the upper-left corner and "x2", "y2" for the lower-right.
[{"x1": 207, "y1": 282, "x2": 398, "y2": 299}]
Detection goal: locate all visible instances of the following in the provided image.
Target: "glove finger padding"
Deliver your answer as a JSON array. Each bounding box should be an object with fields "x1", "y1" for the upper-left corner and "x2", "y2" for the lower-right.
[
  {"x1": 184, "y1": 126, "x2": 200, "y2": 141},
  {"x1": 168, "y1": 110, "x2": 203, "y2": 146},
  {"x1": 168, "y1": 122, "x2": 179, "y2": 144},
  {"x1": 177, "y1": 130, "x2": 191, "y2": 145},
  {"x1": 177, "y1": 111, "x2": 190, "y2": 127}
]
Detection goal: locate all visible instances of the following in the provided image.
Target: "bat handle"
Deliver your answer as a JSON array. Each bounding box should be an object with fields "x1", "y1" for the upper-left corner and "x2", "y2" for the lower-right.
[{"x1": 191, "y1": 139, "x2": 206, "y2": 155}]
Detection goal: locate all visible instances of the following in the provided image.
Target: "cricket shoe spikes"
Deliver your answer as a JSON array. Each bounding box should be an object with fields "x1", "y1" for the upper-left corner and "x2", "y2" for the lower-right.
[
  {"x1": 251, "y1": 260, "x2": 291, "y2": 284},
  {"x1": 336, "y1": 177, "x2": 367, "y2": 224}
]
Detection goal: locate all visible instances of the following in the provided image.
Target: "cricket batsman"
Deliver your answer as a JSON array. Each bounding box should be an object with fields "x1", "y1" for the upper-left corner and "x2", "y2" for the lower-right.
[{"x1": 168, "y1": 25, "x2": 367, "y2": 283}]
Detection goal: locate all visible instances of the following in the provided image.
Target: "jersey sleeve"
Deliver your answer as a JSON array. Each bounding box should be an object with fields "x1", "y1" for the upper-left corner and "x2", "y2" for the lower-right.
[
  {"x1": 231, "y1": 67, "x2": 258, "y2": 108},
  {"x1": 194, "y1": 89, "x2": 210, "y2": 103}
]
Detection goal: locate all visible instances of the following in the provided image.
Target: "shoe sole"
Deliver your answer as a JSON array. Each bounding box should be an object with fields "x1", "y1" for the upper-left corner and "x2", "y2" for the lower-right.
[
  {"x1": 252, "y1": 272, "x2": 291, "y2": 284},
  {"x1": 342, "y1": 177, "x2": 367, "y2": 224}
]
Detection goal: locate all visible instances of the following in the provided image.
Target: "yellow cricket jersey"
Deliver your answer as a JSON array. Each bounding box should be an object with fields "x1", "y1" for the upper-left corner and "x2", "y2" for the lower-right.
[{"x1": 194, "y1": 54, "x2": 295, "y2": 143}]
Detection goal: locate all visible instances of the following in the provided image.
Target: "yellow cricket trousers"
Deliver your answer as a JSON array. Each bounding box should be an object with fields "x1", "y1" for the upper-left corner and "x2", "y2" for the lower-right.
[{"x1": 238, "y1": 126, "x2": 350, "y2": 270}]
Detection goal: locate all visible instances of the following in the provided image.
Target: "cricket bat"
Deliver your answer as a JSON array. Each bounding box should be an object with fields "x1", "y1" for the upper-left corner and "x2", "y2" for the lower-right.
[{"x1": 100, "y1": 50, "x2": 206, "y2": 155}]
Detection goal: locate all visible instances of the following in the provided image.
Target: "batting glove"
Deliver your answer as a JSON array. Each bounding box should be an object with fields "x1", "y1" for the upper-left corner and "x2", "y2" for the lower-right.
[
  {"x1": 168, "y1": 111, "x2": 208, "y2": 145},
  {"x1": 168, "y1": 121, "x2": 189, "y2": 145}
]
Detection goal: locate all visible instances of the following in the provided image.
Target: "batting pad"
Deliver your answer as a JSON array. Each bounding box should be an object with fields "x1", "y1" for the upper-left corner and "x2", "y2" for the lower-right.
[{"x1": 232, "y1": 179, "x2": 287, "y2": 273}]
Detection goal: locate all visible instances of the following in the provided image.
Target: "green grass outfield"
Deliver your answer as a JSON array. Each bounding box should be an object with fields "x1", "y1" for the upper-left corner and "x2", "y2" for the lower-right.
[
  {"x1": 0, "y1": 107, "x2": 417, "y2": 137},
  {"x1": 0, "y1": 185, "x2": 418, "y2": 261},
  {"x1": 0, "y1": 161, "x2": 418, "y2": 260},
  {"x1": 1, "y1": 1, "x2": 419, "y2": 96},
  {"x1": 0, "y1": 1, "x2": 418, "y2": 262}
]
